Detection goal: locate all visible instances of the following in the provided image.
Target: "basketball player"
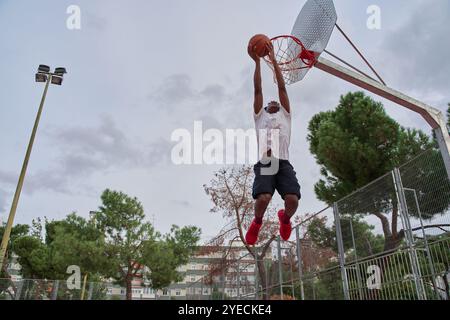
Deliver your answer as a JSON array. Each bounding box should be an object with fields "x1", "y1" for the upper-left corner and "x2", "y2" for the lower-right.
[{"x1": 245, "y1": 43, "x2": 301, "y2": 245}]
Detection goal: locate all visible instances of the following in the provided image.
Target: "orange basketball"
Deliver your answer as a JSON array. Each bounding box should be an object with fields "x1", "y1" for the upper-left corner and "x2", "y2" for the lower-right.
[{"x1": 248, "y1": 34, "x2": 271, "y2": 58}]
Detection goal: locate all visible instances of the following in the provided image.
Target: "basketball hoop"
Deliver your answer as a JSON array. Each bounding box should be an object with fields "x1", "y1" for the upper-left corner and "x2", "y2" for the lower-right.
[
  {"x1": 263, "y1": 0, "x2": 337, "y2": 85},
  {"x1": 263, "y1": 35, "x2": 317, "y2": 85}
]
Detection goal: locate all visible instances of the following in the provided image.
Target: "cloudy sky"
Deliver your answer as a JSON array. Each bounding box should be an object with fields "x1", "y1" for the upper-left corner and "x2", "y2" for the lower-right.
[{"x1": 0, "y1": 0, "x2": 449, "y2": 241}]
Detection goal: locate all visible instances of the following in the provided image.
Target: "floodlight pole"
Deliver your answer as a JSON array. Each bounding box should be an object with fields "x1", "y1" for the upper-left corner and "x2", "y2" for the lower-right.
[
  {"x1": 315, "y1": 57, "x2": 450, "y2": 180},
  {"x1": 0, "y1": 76, "x2": 52, "y2": 273}
]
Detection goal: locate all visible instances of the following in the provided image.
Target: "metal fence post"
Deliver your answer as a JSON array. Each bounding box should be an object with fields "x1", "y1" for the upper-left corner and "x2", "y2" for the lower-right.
[
  {"x1": 221, "y1": 270, "x2": 225, "y2": 300},
  {"x1": 201, "y1": 278, "x2": 204, "y2": 300},
  {"x1": 349, "y1": 218, "x2": 364, "y2": 299},
  {"x1": 288, "y1": 249, "x2": 295, "y2": 298},
  {"x1": 404, "y1": 188, "x2": 440, "y2": 299},
  {"x1": 88, "y1": 282, "x2": 94, "y2": 300},
  {"x1": 333, "y1": 202, "x2": 350, "y2": 300},
  {"x1": 236, "y1": 260, "x2": 240, "y2": 299},
  {"x1": 51, "y1": 280, "x2": 59, "y2": 300},
  {"x1": 254, "y1": 249, "x2": 259, "y2": 300},
  {"x1": 295, "y1": 226, "x2": 305, "y2": 300},
  {"x1": 14, "y1": 280, "x2": 24, "y2": 300},
  {"x1": 392, "y1": 168, "x2": 426, "y2": 300},
  {"x1": 277, "y1": 236, "x2": 283, "y2": 297}
]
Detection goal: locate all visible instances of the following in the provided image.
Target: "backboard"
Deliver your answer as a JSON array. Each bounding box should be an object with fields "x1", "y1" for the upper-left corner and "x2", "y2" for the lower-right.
[{"x1": 290, "y1": 0, "x2": 337, "y2": 82}]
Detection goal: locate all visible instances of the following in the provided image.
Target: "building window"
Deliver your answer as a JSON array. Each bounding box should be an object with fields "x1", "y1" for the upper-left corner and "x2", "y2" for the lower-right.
[
  {"x1": 163, "y1": 289, "x2": 168, "y2": 296},
  {"x1": 176, "y1": 290, "x2": 181, "y2": 296},
  {"x1": 143, "y1": 287, "x2": 153, "y2": 294}
]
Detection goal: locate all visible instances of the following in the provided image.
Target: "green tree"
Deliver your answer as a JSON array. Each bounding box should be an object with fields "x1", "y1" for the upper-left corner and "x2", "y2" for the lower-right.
[
  {"x1": 12, "y1": 222, "x2": 51, "y2": 280},
  {"x1": 143, "y1": 225, "x2": 201, "y2": 289},
  {"x1": 308, "y1": 92, "x2": 433, "y2": 201},
  {"x1": 0, "y1": 224, "x2": 30, "y2": 299},
  {"x1": 307, "y1": 92, "x2": 450, "y2": 251},
  {"x1": 13, "y1": 215, "x2": 108, "y2": 281},
  {"x1": 0, "y1": 223, "x2": 29, "y2": 276},
  {"x1": 94, "y1": 189, "x2": 201, "y2": 300},
  {"x1": 10, "y1": 215, "x2": 109, "y2": 300},
  {"x1": 307, "y1": 216, "x2": 384, "y2": 259}
]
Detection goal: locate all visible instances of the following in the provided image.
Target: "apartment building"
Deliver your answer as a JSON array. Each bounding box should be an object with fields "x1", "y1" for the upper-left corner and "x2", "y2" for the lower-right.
[{"x1": 106, "y1": 242, "x2": 271, "y2": 300}]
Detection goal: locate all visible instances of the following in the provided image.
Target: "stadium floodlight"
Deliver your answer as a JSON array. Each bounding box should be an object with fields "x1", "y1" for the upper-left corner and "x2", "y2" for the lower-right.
[
  {"x1": 51, "y1": 75, "x2": 63, "y2": 85},
  {"x1": 54, "y1": 67, "x2": 67, "y2": 76},
  {"x1": 38, "y1": 64, "x2": 51, "y2": 73},
  {"x1": 35, "y1": 73, "x2": 47, "y2": 83},
  {"x1": 0, "y1": 64, "x2": 67, "y2": 272}
]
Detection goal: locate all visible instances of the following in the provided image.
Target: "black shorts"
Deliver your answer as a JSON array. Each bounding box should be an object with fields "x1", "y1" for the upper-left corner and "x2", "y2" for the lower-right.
[{"x1": 252, "y1": 159, "x2": 301, "y2": 200}]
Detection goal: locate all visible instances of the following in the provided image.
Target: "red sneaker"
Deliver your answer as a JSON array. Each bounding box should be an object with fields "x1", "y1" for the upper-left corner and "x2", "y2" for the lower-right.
[
  {"x1": 245, "y1": 219, "x2": 262, "y2": 245},
  {"x1": 278, "y1": 209, "x2": 292, "y2": 241}
]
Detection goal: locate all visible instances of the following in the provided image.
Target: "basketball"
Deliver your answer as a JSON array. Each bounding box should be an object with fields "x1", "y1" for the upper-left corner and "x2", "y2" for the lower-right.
[{"x1": 248, "y1": 34, "x2": 271, "y2": 58}]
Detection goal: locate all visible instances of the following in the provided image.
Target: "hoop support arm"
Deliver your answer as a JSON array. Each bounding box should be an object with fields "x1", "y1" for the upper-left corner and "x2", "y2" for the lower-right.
[{"x1": 315, "y1": 56, "x2": 450, "y2": 179}]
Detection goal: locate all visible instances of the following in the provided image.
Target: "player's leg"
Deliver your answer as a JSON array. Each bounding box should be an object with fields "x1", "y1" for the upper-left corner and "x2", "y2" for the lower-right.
[
  {"x1": 245, "y1": 162, "x2": 276, "y2": 245},
  {"x1": 246, "y1": 193, "x2": 273, "y2": 246},
  {"x1": 254, "y1": 193, "x2": 272, "y2": 223},
  {"x1": 275, "y1": 160, "x2": 301, "y2": 240},
  {"x1": 283, "y1": 194, "x2": 299, "y2": 220}
]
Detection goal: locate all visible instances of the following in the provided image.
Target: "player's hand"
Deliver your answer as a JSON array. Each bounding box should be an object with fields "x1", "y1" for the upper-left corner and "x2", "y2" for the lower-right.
[
  {"x1": 248, "y1": 45, "x2": 260, "y2": 62},
  {"x1": 266, "y1": 42, "x2": 276, "y2": 63}
]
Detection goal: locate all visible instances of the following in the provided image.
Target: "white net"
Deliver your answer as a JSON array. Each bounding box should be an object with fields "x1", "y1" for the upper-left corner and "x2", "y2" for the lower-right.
[{"x1": 265, "y1": 36, "x2": 316, "y2": 85}]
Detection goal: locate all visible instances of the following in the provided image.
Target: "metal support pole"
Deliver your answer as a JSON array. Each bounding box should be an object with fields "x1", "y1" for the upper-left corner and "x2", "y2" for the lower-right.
[
  {"x1": 392, "y1": 168, "x2": 426, "y2": 300},
  {"x1": 315, "y1": 57, "x2": 450, "y2": 180},
  {"x1": 277, "y1": 236, "x2": 283, "y2": 297},
  {"x1": 434, "y1": 127, "x2": 450, "y2": 180},
  {"x1": 333, "y1": 202, "x2": 350, "y2": 300},
  {"x1": 295, "y1": 226, "x2": 305, "y2": 300},
  {"x1": 0, "y1": 76, "x2": 52, "y2": 272}
]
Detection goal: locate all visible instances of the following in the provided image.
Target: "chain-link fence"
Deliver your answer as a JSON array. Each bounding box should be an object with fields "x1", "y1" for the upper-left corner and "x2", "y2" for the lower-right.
[
  {"x1": 0, "y1": 278, "x2": 110, "y2": 300},
  {"x1": 334, "y1": 148, "x2": 450, "y2": 300}
]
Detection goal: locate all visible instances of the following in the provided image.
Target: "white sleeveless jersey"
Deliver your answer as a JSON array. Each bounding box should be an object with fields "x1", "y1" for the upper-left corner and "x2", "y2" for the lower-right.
[{"x1": 254, "y1": 107, "x2": 291, "y2": 161}]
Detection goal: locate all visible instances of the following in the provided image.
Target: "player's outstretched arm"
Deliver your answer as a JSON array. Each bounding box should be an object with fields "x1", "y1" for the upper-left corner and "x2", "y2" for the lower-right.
[
  {"x1": 248, "y1": 45, "x2": 263, "y2": 115},
  {"x1": 267, "y1": 43, "x2": 291, "y2": 113}
]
